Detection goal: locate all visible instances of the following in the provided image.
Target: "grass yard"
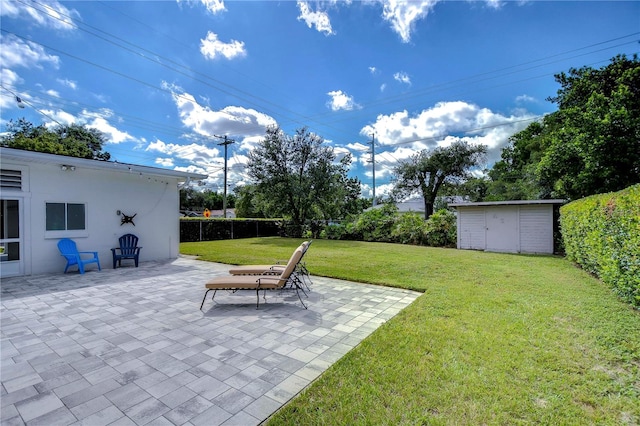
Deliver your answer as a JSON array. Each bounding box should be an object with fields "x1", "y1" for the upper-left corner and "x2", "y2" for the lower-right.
[{"x1": 180, "y1": 237, "x2": 640, "y2": 425}]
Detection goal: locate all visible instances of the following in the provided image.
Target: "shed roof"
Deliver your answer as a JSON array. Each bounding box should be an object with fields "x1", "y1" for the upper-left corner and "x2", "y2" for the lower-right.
[
  {"x1": 449, "y1": 199, "x2": 566, "y2": 208},
  {"x1": 0, "y1": 147, "x2": 207, "y2": 182}
]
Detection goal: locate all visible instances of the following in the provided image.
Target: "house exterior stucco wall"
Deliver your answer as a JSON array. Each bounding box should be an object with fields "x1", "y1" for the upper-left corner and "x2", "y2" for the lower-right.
[{"x1": 0, "y1": 149, "x2": 204, "y2": 276}]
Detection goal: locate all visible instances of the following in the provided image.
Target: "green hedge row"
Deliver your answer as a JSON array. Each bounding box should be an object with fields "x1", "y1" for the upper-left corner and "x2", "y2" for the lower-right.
[{"x1": 560, "y1": 184, "x2": 640, "y2": 308}]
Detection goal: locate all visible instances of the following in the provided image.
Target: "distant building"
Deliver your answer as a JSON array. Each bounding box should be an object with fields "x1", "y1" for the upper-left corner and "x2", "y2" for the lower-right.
[{"x1": 368, "y1": 196, "x2": 466, "y2": 215}]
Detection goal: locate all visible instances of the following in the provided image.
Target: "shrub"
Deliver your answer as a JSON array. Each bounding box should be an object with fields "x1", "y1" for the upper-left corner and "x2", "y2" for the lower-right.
[
  {"x1": 352, "y1": 204, "x2": 399, "y2": 242},
  {"x1": 560, "y1": 184, "x2": 640, "y2": 308},
  {"x1": 424, "y1": 209, "x2": 457, "y2": 247},
  {"x1": 319, "y1": 205, "x2": 456, "y2": 248},
  {"x1": 391, "y1": 212, "x2": 427, "y2": 245},
  {"x1": 323, "y1": 223, "x2": 346, "y2": 240}
]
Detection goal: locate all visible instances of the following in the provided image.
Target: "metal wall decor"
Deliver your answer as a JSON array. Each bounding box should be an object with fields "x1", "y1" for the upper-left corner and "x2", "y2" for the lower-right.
[{"x1": 120, "y1": 212, "x2": 137, "y2": 226}]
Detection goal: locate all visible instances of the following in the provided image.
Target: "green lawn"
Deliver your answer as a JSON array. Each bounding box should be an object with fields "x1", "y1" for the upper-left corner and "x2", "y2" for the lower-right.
[{"x1": 181, "y1": 237, "x2": 640, "y2": 425}]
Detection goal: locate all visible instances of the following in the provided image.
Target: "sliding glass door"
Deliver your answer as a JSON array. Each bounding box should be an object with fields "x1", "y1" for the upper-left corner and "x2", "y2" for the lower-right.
[{"x1": 0, "y1": 199, "x2": 22, "y2": 277}]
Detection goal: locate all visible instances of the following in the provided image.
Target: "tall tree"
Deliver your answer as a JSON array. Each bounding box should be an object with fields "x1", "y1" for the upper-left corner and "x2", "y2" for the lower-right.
[
  {"x1": 233, "y1": 184, "x2": 266, "y2": 218},
  {"x1": 393, "y1": 140, "x2": 487, "y2": 219},
  {"x1": 246, "y1": 126, "x2": 361, "y2": 234},
  {"x1": 488, "y1": 55, "x2": 640, "y2": 200},
  {"x1": 486, "y1": 119, "x2": 556, "y2": 200},
  {"x1": 538, "y1": 54, "x2": 640, "y2": 199},
  {"x1": 1, "y1": 119, "x2": 111, "y2": 160}
]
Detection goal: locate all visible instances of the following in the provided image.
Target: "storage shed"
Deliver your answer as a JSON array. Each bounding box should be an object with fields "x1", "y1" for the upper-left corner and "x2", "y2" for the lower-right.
[{"x1": 449, "y1": 200, "x2": 565, "y2": 254}]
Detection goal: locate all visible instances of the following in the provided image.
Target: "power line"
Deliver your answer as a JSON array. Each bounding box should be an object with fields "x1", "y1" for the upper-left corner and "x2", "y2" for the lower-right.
[
  {"x1": 15, "y1": 0, "x2": 355, "y2": 137},
  {"x1": 3, "y1": 16, "x2": 635, "y2": 155},
  {"x1": 9, "y1": 0, "x2": 637, "y2": 147},
  {"x1": 0, "y1": 85, "x2": 64, "y2": 126},
  {"x1": 3, "y1": 2, "x2": 636, "y2": 190}
]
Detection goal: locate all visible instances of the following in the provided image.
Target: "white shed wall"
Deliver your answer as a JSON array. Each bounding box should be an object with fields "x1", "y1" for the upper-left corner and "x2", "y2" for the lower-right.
[
  {"x1": 457, "y1": 207, "x2": 486, "y2": 250},
  {"x1": 519, "y1": 205, "x2": 554, "y2": 254},
  {"x1": 456, "y1": 204, "x2": 555, "y2": 254},
  {"x1": 2, "y1": 158, "x2": 181, "y2": 275}
]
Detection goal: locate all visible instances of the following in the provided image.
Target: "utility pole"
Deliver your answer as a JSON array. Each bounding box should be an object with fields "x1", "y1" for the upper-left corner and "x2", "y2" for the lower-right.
[
  {"x1": 214, "y1": 135, "x2": 235, "y2": 218},
  {"x1": 369, "y1": 133, "x2": 376, "y2": 206}
]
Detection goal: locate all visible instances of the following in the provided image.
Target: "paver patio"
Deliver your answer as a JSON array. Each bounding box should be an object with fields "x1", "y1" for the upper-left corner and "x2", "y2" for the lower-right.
[{"x1": 1, "y1": 256, "x2": 419, "y2": 425}]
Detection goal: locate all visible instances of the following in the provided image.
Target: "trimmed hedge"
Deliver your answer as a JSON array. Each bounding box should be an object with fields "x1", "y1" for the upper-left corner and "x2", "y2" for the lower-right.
[{"x1": 560, "y1": 184, "x2": 640, "y2": 308}]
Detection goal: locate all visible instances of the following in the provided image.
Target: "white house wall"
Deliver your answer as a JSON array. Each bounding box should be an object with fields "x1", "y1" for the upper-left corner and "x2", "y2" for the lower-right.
[{"x1": 3, "y1": 158, "x2": 181, "y2": 275}]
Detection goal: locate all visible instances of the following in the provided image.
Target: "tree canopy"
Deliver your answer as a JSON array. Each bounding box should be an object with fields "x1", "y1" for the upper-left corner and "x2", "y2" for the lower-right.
[
  {"x1": 245, "y1": 126, "x2": 361, "y2": 233},
  {"x1": 1, "y1": 119, "x2": 111, "y2": 160},
  {"x1": 180, "y1": 188, "x2": 235, "y2": 212},
  {"x1": 393, "y1": 140, "x2": 487, "y2": 219},
  {"x1": 487, "y1": 54, "x2": 640, "y2": 200}
]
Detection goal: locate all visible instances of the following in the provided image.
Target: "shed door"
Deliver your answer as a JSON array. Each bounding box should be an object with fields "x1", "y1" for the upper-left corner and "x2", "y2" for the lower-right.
[
  {"x1": 485, "y1": 206, "x2": 519, "y2": 253},
  {"x1": 458, "y1": 207, "x2": 486, "y2": 250}
]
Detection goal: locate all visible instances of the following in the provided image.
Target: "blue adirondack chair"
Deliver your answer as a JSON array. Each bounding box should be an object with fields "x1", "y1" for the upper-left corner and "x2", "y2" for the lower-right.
[
  {"x1": 111, "y1": 233, "x2": 142, "y2": 268},
  {"x1": 57, "y1": 238, "x2": 101, "y2": 274}
]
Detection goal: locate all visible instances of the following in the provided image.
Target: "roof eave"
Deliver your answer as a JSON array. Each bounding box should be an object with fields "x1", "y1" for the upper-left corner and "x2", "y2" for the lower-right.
[
  {"x1": 449, "y1": 199, "x2": 567, "y2": 207},
  {"x1": 0, "y1": 147, "x2": 207, "y2": 181}
]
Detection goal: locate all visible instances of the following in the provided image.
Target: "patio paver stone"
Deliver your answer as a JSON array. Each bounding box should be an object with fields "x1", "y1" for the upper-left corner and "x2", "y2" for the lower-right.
[{"x1": 1, "y1": 256, "x2": 419, "y2": 425}]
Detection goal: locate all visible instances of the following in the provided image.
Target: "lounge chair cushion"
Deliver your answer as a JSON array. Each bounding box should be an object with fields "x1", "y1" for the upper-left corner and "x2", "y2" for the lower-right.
[
  {"x1": 227, "y1": 265, "x2": 282, "y2": 275},
  {"x1": 205, "y1": 275, "x2": 283, "y2": 290},
  {"x1": 205, "y1": 245, "x2": 303, "y2": 290},
  {"x1": 227, "y1": 241, "x2": 310, "y2": 276}
]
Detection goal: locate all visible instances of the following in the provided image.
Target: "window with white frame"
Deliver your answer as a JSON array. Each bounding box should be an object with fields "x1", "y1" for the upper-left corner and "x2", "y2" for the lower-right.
[{"x1": 46, "y1": 203, "x2": 86, "y2": 231}]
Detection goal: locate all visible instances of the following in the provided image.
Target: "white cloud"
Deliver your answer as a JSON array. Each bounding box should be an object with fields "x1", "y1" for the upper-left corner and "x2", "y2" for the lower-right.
[
  {"x1": 326, "y1": 90, "x2": 361, "y2": 111},
  {"x1": 0, "y1": 0, "x2": 79, "y2": 30},
  {"x1": 393, "y1": 71, "x2": 411, "y2": 85},
  {"x1": 155, "y1": 157, "x2": 175, "y2": 167},
  {"x1": 333, "y1": 146, "x2": 353, "y2": 163},
  {"x1": 237, "y1": 135, "x2": 265, "y2": 152},
  {"x1": 45, "y1": 89, "x2": 60, "y2": 98},
  {"x1": 515, "y1": 94, "x2": 537, "y2": 104},
  {"x1": 0, "y1": 70, "x2": 23, "y2": 109},
  {"x1": 369, "y1": 66, "x2": 378, "y2": 74},
  {"x1": 201, "y1": 0, "x2": 225, "y2": 14},
  {"x1": 360, "y1": 100, "x2": 537, "y2": 166},
  {"x1": 37, "y1": 107, "x2": 136, "y2": 144},
  {"x1": 379, "y1": 0, "x2": 438, "y2": 43},
  {"x1": 297, "y1": 1, "x2": 335, "y2": 35},
  {"x1": 164, "y1": 83, "x2": 277, "y2": 152},
  {"x1": 57, "y1": 78, "x2": 77, "y2": 90},
  {"x1": 86, "y1": 117, "x2": 134, "y2": 144},
  {"x1": 200, "y1": 31, "x2": 246, "y2": 60},
  {"x1": 380, "y1": 83, "x2": 387, "y2": 92},
  {"x1": 146, "y1": 138, "x2": 252, "y2": 190},
  {"x1": 40, "y1": 109, "x2": 78, "y2": 127},
  {"x1": 147, "y1": 139, "x2": 219, "y2": 163},
  {"x1": 0, "y1": 34, "x2": 60, "y2": 69},
  {"x1": 1, "y1": 68, "x2": 21, "y2": 84},
  {"x1": 361, "y1": 182, "x2": 395, "y2": 199},
  {"x1": 176, "y1": 0, "x2": 225, "y2": 14},
  {"x1": 378, "y1": 0, "x2": 502, "y2": 43},
  {"x1": 346, "y1": 141, "x2": 369, "y2": 152}
]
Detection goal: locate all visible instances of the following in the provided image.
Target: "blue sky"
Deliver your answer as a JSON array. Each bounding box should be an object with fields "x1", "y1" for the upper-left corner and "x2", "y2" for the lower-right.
[{"x1": 1, "y1": 0, "x2": 638, "y2": 197}]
